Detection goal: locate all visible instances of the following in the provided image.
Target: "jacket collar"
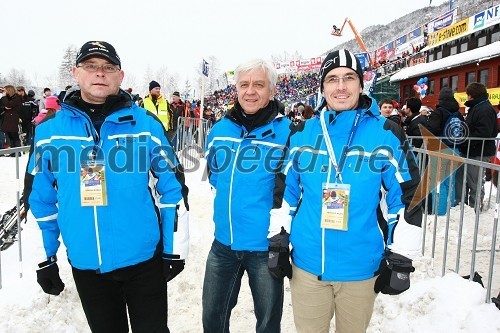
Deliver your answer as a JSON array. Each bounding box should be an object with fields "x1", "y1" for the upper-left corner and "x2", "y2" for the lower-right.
[
  {"x1": 62, "y1": 89, "x2": 136, "y2": 124},
  {"x1": 464, "y1": 96, "x2": 489, "y2": 109},
  {"x1": 225, "y1": 98, "x2": 284, "y2": 136}
]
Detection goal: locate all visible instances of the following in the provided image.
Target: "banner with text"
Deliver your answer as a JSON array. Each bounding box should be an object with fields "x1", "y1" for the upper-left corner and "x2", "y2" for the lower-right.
[
  {"x1": 427, "y1": 8, "x2": 458, "y2": 33},
  {"x1": 470, "y1": 4, "x2": 500, "y2": 32},
  {"x1": 454, "y1": 88, "x2": 500, "y2": 107},
  {"x1": 274, "y1": 56, "x2": 324, "y2": 74},
  {"x1": 427, "y1": 18, "x2": 469, "y2": 47}
]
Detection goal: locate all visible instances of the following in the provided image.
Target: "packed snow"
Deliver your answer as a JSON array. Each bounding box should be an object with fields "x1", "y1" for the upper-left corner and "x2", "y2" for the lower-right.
[{"x1": 0, "y1": 154, "x2": 499, "y2": 333}]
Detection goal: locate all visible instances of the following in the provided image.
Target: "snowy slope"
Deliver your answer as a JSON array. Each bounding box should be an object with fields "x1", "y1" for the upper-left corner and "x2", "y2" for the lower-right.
[{"x1": 0, "y1": 155, "x2": 499, "y2": 333}]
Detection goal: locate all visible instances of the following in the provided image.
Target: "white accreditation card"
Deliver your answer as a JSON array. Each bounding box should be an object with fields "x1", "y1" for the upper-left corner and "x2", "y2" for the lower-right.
[
  {"x1": 80, "y1": 160, "x2": 108, "y2": 206},
  {"x1": 321, "y1": 183, "x2": 350, "y2": 231}
]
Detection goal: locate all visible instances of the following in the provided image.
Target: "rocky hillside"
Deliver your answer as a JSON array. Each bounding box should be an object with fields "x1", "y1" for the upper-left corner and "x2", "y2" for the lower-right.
[{"x1": 329, "y1": 0, "x2": 496, "y2": 54}]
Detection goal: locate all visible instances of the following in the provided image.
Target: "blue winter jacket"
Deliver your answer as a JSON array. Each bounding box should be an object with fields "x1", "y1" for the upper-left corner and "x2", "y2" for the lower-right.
[
  {"x1": 25, "y1": 91, "x2": 188, "y2": 273},
  {"x1": 206, "y1": 100, "x2": 292, "y2": 251},
  {"x1": 270, "y1": 95, "x2": 422, "y2": 281}
]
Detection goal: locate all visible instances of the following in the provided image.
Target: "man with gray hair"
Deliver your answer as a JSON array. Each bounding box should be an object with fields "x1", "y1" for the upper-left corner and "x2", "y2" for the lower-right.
[{"x1": 203, "y1": 58, "x2": 292, "y2": 332}]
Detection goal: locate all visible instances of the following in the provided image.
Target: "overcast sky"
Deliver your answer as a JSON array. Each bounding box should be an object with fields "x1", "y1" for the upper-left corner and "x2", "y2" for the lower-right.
[{"x1": 0, "y1": 0, "x2": 447, "y2": 93}]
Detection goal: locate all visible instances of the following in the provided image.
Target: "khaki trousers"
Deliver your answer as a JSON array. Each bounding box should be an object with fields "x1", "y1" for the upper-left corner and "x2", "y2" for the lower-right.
[{"x1": 290, "y1": 263, "x2": 378, "y2": 333}]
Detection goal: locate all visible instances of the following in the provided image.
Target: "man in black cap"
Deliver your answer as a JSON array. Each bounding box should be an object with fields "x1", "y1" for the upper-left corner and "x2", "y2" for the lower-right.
[
  {"x1": 269, "y1": 49, "x2": 422, "y2": 333},
  {"x1": 25, "y1": 41, "x2": 189, "y2": 333}
]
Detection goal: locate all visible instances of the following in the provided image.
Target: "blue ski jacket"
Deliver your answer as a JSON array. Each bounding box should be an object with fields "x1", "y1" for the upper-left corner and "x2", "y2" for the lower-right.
[
  {"x1": 270, "y1": 95, "x2": 422, "y2": 281},
  {"x1": 205, "y1": 100, "x2": 292, "y2": 251},
  {"x1": 25, "y1": 91, "x2": 189, "y2": 273}
]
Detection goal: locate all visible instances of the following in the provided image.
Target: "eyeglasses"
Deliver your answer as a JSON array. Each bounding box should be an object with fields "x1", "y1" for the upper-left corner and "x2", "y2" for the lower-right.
[
  {"x1": 324, "y1": 74, "x2": 358, "y2": 85},
  {"x1": 77, "y1": 63, "x2": 120, "y2": 73}
]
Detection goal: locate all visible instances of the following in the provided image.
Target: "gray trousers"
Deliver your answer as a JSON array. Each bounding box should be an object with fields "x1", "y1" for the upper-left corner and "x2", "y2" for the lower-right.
[{"x1": 455, "y1": 156, "x2": 492, "y2": 207}]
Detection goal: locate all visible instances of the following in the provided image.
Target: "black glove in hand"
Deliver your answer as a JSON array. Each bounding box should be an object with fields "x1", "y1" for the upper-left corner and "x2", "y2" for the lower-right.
[
  {"x1": 374, "y1": 252, "x2": 415, "y2": 295},
  {"x1": 37, "y1": 263, "x2": 65, "y2": 296},
  {"x1": 268, "y1": 227, "x2": 293, "y2": 279},
  {"x1": 163, "y1": 259, "x2": 185, "y2": 282}
]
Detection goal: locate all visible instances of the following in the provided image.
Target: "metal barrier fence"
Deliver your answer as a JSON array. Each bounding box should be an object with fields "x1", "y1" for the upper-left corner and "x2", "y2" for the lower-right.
[
  {"x1": 175, "y1": 117, "x2": 213, "y2": 169},
  {"x1": 408, "y1": 136, "x2": 500, "y2": 303},
  {"x1": 0, "y1": 146, "x2": 29, "y2": 289},
  {"x1": 1, "y1": 135, "x2": 499, "y2": 303}
]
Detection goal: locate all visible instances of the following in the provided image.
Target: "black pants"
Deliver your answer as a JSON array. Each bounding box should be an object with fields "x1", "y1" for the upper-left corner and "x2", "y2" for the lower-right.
[
  {"x1": 72, "y1": 256, "x2": 169, "y2": 333},
  {"x1": 6, "y1": 132, "x2": 20, "y2": 148}
]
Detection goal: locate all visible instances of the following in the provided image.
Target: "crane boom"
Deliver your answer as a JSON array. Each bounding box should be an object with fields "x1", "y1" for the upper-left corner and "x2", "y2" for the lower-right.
[{"x1": 331, "y1": 17, "x2": 373, "y2": 67}]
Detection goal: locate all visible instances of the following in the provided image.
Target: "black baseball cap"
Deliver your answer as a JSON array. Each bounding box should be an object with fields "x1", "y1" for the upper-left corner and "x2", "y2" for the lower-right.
[{"x1": 76, "y1": 41, "x2": 121, "y2": 67}]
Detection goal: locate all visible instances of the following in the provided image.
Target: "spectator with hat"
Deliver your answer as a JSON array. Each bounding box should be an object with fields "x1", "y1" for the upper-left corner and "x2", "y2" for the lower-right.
[
  {"x1": 33, "y1": 95, "x2": 61, "y2": 125},
  {"x1": 25, "y1": 40, "x2": 189, "y2": 332},
  {"x1": 141, "y1": 80, "x2": 174, "y2": 139},
  {"x1": 269, "y1": 49, "x2": 422, "y2": 333}
]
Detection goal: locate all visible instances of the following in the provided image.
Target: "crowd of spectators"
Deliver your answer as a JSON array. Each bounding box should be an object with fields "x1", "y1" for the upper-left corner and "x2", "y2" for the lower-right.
[
  {"x1": 275, "y1": 73, "x2": 319, "y2": 102},
  {"x1": 374, "y1": 43, "x2": 427, "y2": 77},
  {"x1": 201, "y1": 72, "x2": 321, "y2": 121}
]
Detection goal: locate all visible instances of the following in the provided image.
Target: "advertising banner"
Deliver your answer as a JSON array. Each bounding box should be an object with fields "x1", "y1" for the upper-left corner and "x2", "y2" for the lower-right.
[
  {"x1": 409, "y1": 26, "x2": 423, "y2": 40},
  {"x1": 454, "y1": 88, "x2": 500, "y2": 107},
  {"x1": 355, "y1": 53, "x2": 371, "y2": 71},
  {"x1": 427, "y1": 8, "x2": 458, "y2": 33},
  {"x1": 427, "y1": 18, "x2": 469, "y2": 47},
  {"x1": 471, "y1": 4, "x2": 500, "y2": 32},
  {"x1": 274, "y1": 56, "x2": 325, "y2": 74},
  {"x1": 362, "y1": 71, "x2": 377, "y2": 97}
]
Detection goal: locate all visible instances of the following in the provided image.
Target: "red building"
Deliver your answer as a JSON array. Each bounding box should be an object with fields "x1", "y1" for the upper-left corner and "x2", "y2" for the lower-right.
[{"x1": 390, "y1": 22, "x2": 500, "y2": 112}]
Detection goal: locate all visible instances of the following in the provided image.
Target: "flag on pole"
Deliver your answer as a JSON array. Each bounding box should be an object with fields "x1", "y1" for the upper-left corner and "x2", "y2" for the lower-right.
[
  {"x1": 449, "y1": 0, "x2": 456, "y2": 9},
  {"x1": 202, "y1": 59, "x2": 209, "y2": 77}
]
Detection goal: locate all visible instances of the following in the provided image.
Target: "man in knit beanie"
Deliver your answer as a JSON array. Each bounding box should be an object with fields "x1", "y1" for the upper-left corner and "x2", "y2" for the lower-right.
[
  {"x1": 149, "y1": 80, "x2": 160, "y2": 92},
  {"x1": 318, "y1": 49, "x2": 365, "y2": 110},
  {"x1": 269, "y1": 49, "x2": 422, "y2": 332},
  {"x1": 142, "y1": 80, "x2": 174, "y2": 138}
]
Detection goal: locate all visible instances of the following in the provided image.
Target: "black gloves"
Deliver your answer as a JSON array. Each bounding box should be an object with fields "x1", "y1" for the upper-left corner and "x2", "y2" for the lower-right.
[
  {"x1": 37, "y1": 259, "x2": 65, "y2": 296},
  {"x1": 374, "y1": 252, "x2": 415, "y2": 295},
  {"x1": 163, "y1": 259, "x2": 185, "y2": 282},
  {"x1": 268, "y1": 227, "x2": 293, "y2": 279}
]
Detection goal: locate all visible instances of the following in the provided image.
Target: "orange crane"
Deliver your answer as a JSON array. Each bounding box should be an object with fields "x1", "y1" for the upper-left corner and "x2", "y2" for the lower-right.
[{"x1": 331, "y1": 18, "x2": 374, "y2": 67}]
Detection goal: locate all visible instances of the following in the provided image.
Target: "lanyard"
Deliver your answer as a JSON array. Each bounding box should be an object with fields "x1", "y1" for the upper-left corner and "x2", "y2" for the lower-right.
[{"x1": 320, "y1": 109, "x2": 362, "y2": 183}]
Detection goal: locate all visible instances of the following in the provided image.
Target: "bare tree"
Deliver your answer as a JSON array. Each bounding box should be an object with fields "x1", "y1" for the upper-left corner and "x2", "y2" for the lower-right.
[
  {"x1": 195, "y1": 56, "x2": 225, "y2": 98},
  {"x1": 153, "y1": 66, "x2": 179, "y2": 98},
  {"x1": 6, "y1": 69, "x2": 29, "y2": 87},
  {"x1": 182, "y1": 79, "x2": 193, "y2": 101},
  {"x1": 122, "y1": 73, "x2": 138, "y2": 95},
  {"x1": 271, "y1": 50, "x2": 290, "y2": 63},
  {"x1": 42, "y1": 72, "x2": 60, "y2": 92},
  {"x1": 142, "y1": 65, "x2": 154, "y2": 96}
]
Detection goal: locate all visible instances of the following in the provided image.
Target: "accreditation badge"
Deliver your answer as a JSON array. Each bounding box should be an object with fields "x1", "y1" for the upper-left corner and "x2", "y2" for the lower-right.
[
  {"x1": 321, "y1": 183, "x2": 350, "y2": 231},
  {"x1": 80, "y1": 160, "x2": 108, "y2": 206}
]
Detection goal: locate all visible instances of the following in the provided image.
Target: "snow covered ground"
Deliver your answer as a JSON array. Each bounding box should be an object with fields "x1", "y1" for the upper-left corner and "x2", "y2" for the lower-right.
[{"x1": 0, "y1": 154, "x2": 499, "y2": 333}]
